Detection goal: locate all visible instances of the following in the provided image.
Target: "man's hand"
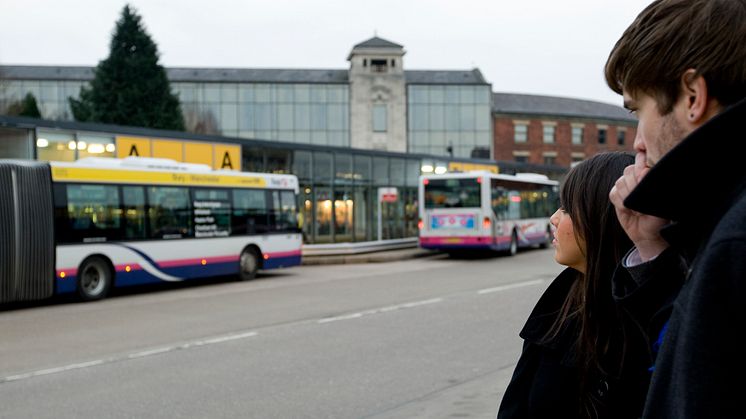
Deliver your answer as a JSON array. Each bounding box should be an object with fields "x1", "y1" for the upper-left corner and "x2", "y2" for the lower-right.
[{"x1": 609, "y1": 153, "x2": 669, "y2": 261}]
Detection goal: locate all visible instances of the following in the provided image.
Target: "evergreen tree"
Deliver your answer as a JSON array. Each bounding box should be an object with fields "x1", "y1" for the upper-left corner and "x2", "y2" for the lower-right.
[
  {"x1": 7, "y1": 93, "x2": 42, "y2": 118},
  {"x1": 70, "y1": 5, "x2": 184, "y2": 130}
]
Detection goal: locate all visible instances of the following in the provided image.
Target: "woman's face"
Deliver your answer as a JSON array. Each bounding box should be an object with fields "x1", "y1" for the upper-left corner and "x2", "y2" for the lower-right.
[{"x1": 549, "y1": 208, "x2": 586, "y2": 274}]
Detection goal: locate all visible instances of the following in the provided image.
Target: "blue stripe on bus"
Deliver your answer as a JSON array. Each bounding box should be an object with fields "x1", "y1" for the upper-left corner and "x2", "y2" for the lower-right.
[{"x1": 263, "y1": 255, "x2": 302, "y2": 269}]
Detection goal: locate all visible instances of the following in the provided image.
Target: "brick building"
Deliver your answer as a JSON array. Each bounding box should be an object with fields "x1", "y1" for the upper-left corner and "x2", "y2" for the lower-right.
[{"x1": 492, "y1": 93, "x2": 637, "y2": 167}]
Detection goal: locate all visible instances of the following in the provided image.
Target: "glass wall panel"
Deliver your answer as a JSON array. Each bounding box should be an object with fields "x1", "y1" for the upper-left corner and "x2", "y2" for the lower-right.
[
  {"x1": 310, "y1": 105, "x2": 327, "y2": 130},
  {"x1": 266, "y1": 148, "x2": 291, "y2": 174},
  {"x1": 277, "y1": 104, "x2": 294, "y2": 130},
  {"x1": 314, "y1": 186, "x2": 332, "y2": 243},
  {"x1": 403, "y1": 187, "x2": 418, "y2": 237},
  {"x1": 221, "y1": 104, "x2": 238, "y2": 131},
  {"x1": 372, "y1": 157, "x2": 389, "y2": 186},
  {"x1": 390, "y1": 158, "x2": 405, "y2": 187},
  {"x1": 0, "y1": 128, "x2": 31, "y2": 159},
  {"x1": 36, "y1": 131, "x2": 75, "y2": 162},
  {"x1": 204, "y1": 84, "x2": 221, "y2": 102},
  {"x1": 77, "y1": 133, "x2": 115, "y2": 159},
  {"x1": 313, "y1": 152, "x2": 332, "y2": 182},
  {"x1": 242, "y1": 146, "x2": 265, "y2": 172},
  {"x1": 353, "y1": 186, "x2": 370, "y2": 242},
  {"x1": 334, "y1": 186, "x2": 353, "y2": 242},
  {"x1": 299, "y1": 184, "x2": 313, "y2": 243},
  {"x1": 221, "y1": 84, "x2": 238, "y2": 102},
  {"x1": 293, "y1": 150, "x2": 312, "y2": 180},
  {"x1": 277, "y1": 85, "x2": 294, "y2": 102}
]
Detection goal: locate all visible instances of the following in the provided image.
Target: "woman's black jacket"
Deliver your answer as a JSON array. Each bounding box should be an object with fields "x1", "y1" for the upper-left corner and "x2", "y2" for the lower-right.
[{"x1": 497, "y1": 255, "x2": 683, "y2": 419}]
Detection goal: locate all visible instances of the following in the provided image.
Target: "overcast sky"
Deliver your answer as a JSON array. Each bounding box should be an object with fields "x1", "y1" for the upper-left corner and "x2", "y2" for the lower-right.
[{"x1": 0, "y1": 0, "x2": 653, "y2": 106}]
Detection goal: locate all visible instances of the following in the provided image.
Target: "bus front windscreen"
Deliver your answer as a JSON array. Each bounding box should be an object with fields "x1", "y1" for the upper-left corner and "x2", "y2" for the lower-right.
[{"x1": 425, "y1": 178, "x2": 481, "y2": 209}]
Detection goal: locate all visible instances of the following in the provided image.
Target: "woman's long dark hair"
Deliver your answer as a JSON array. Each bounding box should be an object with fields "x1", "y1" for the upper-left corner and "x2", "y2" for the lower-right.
[{"x1": 545, "y1": 152, "x2": 634, "y2": 417}]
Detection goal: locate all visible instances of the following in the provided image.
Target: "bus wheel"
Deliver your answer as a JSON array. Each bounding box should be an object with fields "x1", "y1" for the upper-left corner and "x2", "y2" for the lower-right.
[
  {"x1": 539, "y1": 226, "x2": 552, "y2": 249},
  {"x1": 239, "y1": 248, "x2": 259, "y2": 281},
  {"x1": 77, "y1": 256, "x2": 112, "y2": 301},
  {"x1": 508, "y1": 231, "x2": 518, "y2": 256}
]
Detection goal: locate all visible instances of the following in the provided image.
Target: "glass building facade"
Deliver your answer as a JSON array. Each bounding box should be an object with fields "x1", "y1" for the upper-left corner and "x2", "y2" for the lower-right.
[
  {"x1": 173, "y1": 82, "x2": 350, "y2": 146},
  {"x1": 407, "y1": 85, "x2": 492, "y2": 159},
  {"x1": 1, "y1": 80, "x2": 87, "y2": 121}
]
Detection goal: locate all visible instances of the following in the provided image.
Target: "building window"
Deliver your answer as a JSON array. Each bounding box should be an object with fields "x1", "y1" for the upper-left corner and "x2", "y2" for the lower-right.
[
  {"x1": 371, "y1": 59, "x2": 388, "y2": 73},
  {"x1": 363, "y1": 59, "x2": 367, "y2": 67},
  {"x1": 617, "y1": 130, "x2": 626, "y2": 145},
  {"x1": 598, "y1": 128, "x2": 607, "y2": 144},
  {"x1": 543, "y1": 125, "x2": 555, "y2": 144},
  {"x1": 544, "y1": 156, "x2": 556, "y2": 165},
  {"x1": 373, "y1": 104, "x2": 387, "y2": 132},
  {"x1": 514, "y1": 124, "x2": 527, "y2": 143},
  {"x1": 513, "y1": 151, "x2": 530, "y2": 163},
  {"x1": 571, "y1": 126, "x2": 583, "y2": 145}
]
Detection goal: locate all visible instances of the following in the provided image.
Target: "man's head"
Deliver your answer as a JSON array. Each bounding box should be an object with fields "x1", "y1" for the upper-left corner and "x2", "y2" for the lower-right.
[{"x1": 605, "y1": 0, "x2": 746, "y2": 167}]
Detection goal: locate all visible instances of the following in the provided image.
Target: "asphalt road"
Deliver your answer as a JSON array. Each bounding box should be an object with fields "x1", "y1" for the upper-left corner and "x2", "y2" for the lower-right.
[{"x1": 0, "y1": 248, "x2": 562, "y2": 419}]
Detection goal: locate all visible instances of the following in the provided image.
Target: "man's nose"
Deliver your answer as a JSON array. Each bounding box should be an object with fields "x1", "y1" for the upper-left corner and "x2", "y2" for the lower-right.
[{"x1": 633, "y1": 129, "x2": 645, "y2": 153}]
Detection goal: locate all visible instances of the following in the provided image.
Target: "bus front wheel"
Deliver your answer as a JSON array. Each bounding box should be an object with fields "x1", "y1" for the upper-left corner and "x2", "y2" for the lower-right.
[
  {"x1": 77, "y1": 256, "x2": 113, "y2": 301},
  {"x1": 239, "y1": 248, "x2": 259, "y2": 281}
]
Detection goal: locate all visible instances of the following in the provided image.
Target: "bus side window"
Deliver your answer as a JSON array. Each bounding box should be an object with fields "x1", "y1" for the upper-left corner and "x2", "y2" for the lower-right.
[
  {"x1": 147, "y1": 186, "x2": 192, "y2": 239},
  {"x1": 490, "y1": 181, "x2": 508, "y2": 221},
  {"x1": 65, "y1": 184, "x2": 121, "y2": 242},
  {"x1": 231, "y1": 189, "x2": 268, "y2": 235},
  {"x1": 53, "y1": 183, "x2": 71, "y2": 242},
  {"x1": 122, "y1": 186, "x2": 146, "y2": 239},
  {"x1": 269, "y1": 190, "x2": 299, "y2": 232},
  {"x1": 192, "y1": 188, "x2": 231, "y2": 238}
]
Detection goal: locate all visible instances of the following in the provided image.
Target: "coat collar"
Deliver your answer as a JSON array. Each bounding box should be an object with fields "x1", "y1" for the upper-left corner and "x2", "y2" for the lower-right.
[
  {"x1": 625, "y1": 98, "x2": 746, "y2": 233},
  {"x1": 520, "y1": 267, "x2": 579, "y2": 347}
]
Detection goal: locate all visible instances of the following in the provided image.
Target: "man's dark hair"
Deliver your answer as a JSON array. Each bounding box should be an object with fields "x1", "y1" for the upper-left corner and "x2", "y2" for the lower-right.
[{"x1": 605, "y1": 0, "x2": 746, "y2": 114}]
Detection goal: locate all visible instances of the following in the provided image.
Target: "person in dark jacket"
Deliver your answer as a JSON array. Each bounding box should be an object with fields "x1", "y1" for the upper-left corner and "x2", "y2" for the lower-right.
[
  {"x1": 605, "y1": 0, "x2": 746, "y2": 417},
  {"x1": 497, "y1": 152, "x2": 684, "y2": 418}
]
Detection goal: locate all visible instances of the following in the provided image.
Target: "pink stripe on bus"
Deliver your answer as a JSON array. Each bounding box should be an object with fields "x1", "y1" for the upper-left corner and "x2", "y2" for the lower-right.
[
  {"x1": 266, "y1": 250, "x2": 302, "y2": 258},
  {"x1": 115, "y1": 263, "x2": 143, "y2": 272},
  {"x1": 158, "y1": 255, "x2": 239, "y2": 268},
  {"x1": 419, "y1": 236, "x2": 494, "y2": 246}
]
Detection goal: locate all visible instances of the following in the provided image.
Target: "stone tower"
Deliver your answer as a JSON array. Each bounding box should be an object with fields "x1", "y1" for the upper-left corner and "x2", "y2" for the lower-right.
[{"x1": 348, "y1": 37, "x2": 407, "y2": 152}]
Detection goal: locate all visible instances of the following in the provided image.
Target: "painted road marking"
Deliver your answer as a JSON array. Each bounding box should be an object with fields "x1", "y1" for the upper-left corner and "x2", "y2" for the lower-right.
[
  {"x1": 1, "y1": 331, "x2": 258, "y2": 384},
  {"x1": 318, "y1": 298, "x2": 444, "y2": 324},
  {"x1": 477, "y1": 279, "x2": 545, "y2": 295}
]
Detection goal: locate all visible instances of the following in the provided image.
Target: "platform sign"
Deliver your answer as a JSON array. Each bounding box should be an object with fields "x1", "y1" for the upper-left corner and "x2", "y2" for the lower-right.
[{"x1": 378, "y1": 187, "x2": 398, "y2": 203}]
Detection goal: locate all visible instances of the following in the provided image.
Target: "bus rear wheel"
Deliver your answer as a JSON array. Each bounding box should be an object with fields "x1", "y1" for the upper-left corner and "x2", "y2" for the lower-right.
[
  {"x1": 539, "y1": 226, "x2": 552, "y2": 249},
  {"x1": 77, "y1": 256, "x2": 112, "y2": 301},
  {"x1": 507, "y1": 231, "x2": 518, "y2": 256},
  {"x1": 239, "y1": 248, "x2": 259, "y2": 281}
]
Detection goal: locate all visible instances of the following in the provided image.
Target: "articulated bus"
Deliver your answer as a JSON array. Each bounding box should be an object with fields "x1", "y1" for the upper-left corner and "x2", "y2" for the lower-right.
[
  {"x1": 0, "y1": 157, "x2": 302, "y2": 303},
  {"x1": 418, "y1": 171, "x2": 559, "y2": 255}
]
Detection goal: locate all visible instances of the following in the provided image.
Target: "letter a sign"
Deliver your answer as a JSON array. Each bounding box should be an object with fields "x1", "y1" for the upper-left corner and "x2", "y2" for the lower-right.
[
  {"x1": 221, "y1": 151, "x2": 233, "y2": 169},
  {"x1": 128, "y1": 144, "x2": 140, "y2": 156}
]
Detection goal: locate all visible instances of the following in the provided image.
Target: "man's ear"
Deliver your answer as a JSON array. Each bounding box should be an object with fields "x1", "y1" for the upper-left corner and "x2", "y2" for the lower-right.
[{"x1": 681, "y1": 69, "x2": 720, "y2": 124}]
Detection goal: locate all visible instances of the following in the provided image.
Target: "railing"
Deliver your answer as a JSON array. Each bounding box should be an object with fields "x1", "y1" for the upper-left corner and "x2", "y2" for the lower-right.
[{"x1": 302, "y1": 238, "x2": 418, "y2": 256}]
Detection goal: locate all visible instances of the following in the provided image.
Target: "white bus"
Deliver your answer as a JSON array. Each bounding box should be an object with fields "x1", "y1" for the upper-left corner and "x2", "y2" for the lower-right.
[
  {"x1": 0, "y1": 157, "x2": 302, "y2": 303},
  {"x1": 418, "y1": 171, "x2": 559, "y2": 255}
]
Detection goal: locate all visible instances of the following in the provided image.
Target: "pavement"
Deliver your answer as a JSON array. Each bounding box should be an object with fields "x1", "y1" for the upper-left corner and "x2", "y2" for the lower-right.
[{"x1": 301, "y1": 246, "x2": 442, "y2": 265}]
